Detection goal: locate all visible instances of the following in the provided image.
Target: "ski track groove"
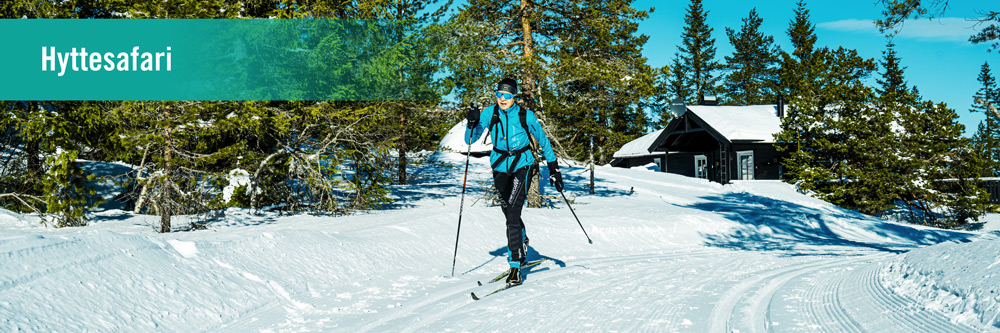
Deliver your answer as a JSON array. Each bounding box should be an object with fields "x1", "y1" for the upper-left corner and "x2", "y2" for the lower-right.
[
  {"x1": 362, "y1": 250, "x2": 723, "y2": 331},
  {"x1": 0, "y1": 238, "x2": 80, "y2": 262},
  {"x1": 214, "y1": 300, "x2": 284, "y2": 333},
  {"x1": 825, "y1": 263, "x2": 865, "y2": 333},
  {"x1": 709, "y1": 254, "x2": 875, "y2": 333},
  {"x1": 857, "y1": 261, "x2": 975, "y2": 332},
  {"x1": 796, "y1": 259, "x2": 868, "y2": 332},
  {"x1": 0, "y1": 241, "x2": 159, "y2": 293},
  {"x1": 486, "y1": 250, "x2": 719, "y2": 332},
  {"x1": 503, "y1": 250, "x2": 723, "y2": 331}
]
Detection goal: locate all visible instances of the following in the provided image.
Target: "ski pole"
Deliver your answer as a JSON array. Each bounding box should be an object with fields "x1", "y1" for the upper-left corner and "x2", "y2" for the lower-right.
[
  {"x1": 557, "y1": 188, "x2": 593, "y2": 244},
  {"x1": 451, "y1": 141, "x2": 473, "y2": 277}
]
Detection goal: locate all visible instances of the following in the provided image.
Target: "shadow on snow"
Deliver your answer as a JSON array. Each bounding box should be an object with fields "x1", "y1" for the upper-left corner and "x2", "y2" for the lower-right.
[
  {"x1": 460, "y1": 244, "x2": 568, "y2": 280},
  {"x1": 683, "y1": 191, "x2": 973, "y2": 256}
]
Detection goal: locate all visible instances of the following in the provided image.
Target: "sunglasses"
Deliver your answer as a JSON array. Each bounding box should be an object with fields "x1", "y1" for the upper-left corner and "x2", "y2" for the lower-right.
[{"x1": 495, "y1": 92, "x2": 515, "y2": 100}]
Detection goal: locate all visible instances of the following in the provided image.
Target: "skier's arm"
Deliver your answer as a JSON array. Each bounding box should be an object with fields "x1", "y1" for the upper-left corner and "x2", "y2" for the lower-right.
[
  {"x1": 526, "y1": 111, "x2": 557, "y2": 164},
  {"x1": 528, "y1": 110, "x2": 564, "y2": 192}
]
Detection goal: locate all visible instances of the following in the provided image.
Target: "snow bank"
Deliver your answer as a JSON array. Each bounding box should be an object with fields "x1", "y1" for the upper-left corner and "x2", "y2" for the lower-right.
[
  {"x1": 982, "y1": 213, "x2": 1000, "y2": 232},
  {"x1": 0, "y1": 207, "x2": 42, "y2": 229},
  {"x1": 439, "y1": 120, "x2": 492, "y2": 154},
  {"x1": 882, "y1": 233, "x2": 1000, "y2": 329}
]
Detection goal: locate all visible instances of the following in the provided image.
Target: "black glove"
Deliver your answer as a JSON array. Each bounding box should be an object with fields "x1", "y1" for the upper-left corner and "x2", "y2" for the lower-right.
[
  {"x1": 466, "y1": 103, "x2": 480, "y2": 128},
  {"x1": 548, "y1": 161, "x2": 564, "y2": 192}
]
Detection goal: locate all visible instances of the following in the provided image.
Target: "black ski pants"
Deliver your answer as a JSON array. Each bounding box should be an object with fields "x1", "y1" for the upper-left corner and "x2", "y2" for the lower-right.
[{"x1": 493, "y1": 166, "x2": 533, "y2": 266}]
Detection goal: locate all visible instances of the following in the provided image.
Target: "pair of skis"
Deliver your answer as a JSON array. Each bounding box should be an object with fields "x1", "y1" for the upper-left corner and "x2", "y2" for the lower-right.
[{"x1": 470, "y1": 258, "x2": 548, "y2": 300}]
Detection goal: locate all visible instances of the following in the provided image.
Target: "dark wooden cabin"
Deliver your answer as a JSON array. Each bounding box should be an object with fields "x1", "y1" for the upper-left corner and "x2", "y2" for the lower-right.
[{"x1": 615, "y1": 102, "x2": 785, "y2": 184}]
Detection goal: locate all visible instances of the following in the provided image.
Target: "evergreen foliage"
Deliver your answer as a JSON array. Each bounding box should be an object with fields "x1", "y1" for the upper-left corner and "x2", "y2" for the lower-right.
[
  {"x1": 777, "y1": 0, "x2": 818, "y2": 102},
  {"x1": 42, "y1": 150, "x2": 99, "y2": 228},
  {"x1": 548, "y1": 0, "x2": 658, "y2": 164},
  {"x1": 776, "y1": 46, "x2": 887, "y2": 216},
  {"x1": 876, "y1": 0, "x2": 999, "y2": 52},
  {"x1": 666, "y1": 53, "x2": 690, "y2": 106},
  {"x1": 723, "y1": 8, "x2": 780, "y2": 106},
  {"x1": 675, "y1": 0, "x2": 721, "y2": 104},
  {"x1": 776, "y1": 27, "x2": 990, "y2": 228},
  {"x1": 971, "y1": 62, "x2": 1000, "y2": 178}
]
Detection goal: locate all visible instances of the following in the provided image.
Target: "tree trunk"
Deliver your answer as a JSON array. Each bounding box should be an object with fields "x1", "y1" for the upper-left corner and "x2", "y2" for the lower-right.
[
  {"x1": 589, "y1": 136, "x2": 595, "y2": 195},
  {"x1": 159, "y1": 105, "x2": 172, "y2": 233},
  {"x1": 398, "y1": 111, "x2": 408, "y2": 185},
  {"x1": 520, "y1": 0, "x2": 543, "y2": 208},
  {"x1": 25, "y1": 103, "x2": 42, "y2": 177}
]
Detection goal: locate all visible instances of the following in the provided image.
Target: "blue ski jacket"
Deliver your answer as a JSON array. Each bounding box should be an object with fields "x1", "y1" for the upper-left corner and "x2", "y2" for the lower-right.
[{"x1": 465, "y1": 103, "x2": 557, "y2": 174}]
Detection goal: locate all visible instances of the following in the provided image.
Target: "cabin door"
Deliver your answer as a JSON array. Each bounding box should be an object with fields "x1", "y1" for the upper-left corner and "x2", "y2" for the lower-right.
[{"x1": 737, "y1": 150, "x2": 754, "y2": 180}]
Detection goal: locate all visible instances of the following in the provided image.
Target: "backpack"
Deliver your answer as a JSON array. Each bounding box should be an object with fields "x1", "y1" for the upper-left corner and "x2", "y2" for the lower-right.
[{"x1": 483, "y1": 103, "x2": 541, "y2": 174}]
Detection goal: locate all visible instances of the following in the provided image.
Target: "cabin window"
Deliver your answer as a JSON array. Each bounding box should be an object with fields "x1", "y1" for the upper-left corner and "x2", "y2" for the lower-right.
[
  {"x1": 694, "y1": 155, "x2": 707, "y2": 179},
  {"x1": 737, "y1": 150, "x2": 754, "y2": 180}
]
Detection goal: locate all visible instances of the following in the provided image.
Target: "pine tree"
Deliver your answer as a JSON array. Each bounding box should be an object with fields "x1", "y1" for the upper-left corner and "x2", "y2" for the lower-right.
[
  {"x1": 667, "y1": 53, "x2": 690, "y2": 104},
  {"x1": 898, "y1": 99, "x2": 989, "y2": 227},
  {"x1": 776, "y1": 45, "x2": 886, "y2": 216},
  {"x1": 777, "y1": 0, "x2": 818, "y2": 101},
  {"x1": 549, "y1": 0, "x2": 657, "y2": 163},
  {"x1": 971, "y1": 62, "x2": 1000, "y2": 177},
  {"x1": 371, "y1": 0, "x2": 451, "y2": 185},
  {"x1": 676, "y1": 0, "x2": 721, "y2": 104},
  {"x1": 723, "y1": 8, "x2": 779, "y2": 106},
  {"x1": 877, "y1": 0, "x2": 999, "y2": 52},
  {"x1": 877, "y1": 40, "x2": 926, "y2": 223}
]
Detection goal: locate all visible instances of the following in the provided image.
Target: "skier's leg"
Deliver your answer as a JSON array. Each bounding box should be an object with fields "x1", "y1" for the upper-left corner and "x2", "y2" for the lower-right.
[
  {"x1": 493, "y1": 171, "x2": 517, "y2": 265},
  {"x1": 503, "y1": 167, "x2": 530, "y2": 267}
]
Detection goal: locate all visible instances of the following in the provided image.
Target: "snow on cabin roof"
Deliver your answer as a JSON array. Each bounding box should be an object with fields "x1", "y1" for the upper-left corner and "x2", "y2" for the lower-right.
[
  {"x1": 613, "y1": 128, "x2": 665, "y2": 158},
  {"x1": 687, "y1": 105, "x2": 781, "y2": 143}
]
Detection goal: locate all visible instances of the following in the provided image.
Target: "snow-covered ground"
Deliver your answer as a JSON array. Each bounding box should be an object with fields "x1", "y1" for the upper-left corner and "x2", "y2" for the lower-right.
[{"x1": 2, "y1": 151, "x2": 999, "y2": 331}]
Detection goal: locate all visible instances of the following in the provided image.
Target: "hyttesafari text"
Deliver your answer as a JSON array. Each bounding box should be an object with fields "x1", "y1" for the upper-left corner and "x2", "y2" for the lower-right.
[{"x1": 41, "y1": 46, "x2": 172, "y2": 77}]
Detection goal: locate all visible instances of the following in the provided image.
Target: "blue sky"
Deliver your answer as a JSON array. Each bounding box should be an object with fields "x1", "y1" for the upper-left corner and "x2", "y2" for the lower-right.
[{"x1": 632, "y1": 0, "x2": 995, "y2": 137}]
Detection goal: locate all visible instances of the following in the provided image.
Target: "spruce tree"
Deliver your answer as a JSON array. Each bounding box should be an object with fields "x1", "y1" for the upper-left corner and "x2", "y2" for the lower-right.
[
  {"x1": 777, "y1": 0, "x2": 818, "y2": 101},
  {"x1": 971, "y1": 62, "x2": 1000, "y2": 177},
  {"x1": 676, "y1": 0, "x2": 721, "y2": 104},
  {"x1": 877, "y1": 40, "x2": 925, "y2": 223},
  {"x1": 774, "y1": 0, "x2": 821, "y2": 168},
  {"x1": 898, "y1": 99, "x2": 988, "y2": 227},
  {"x1": 776, "y1": 44, "x2": 887, "y2": 216},
  {"x1": 723, "y1": 8, "x2": 780, "y2": 106},
  {"x1": 667, "y1": 53, "x2": 691, "y2": 105},
  {"x1": 549, "y1": 0, "x2": 657, "y2": 163}
]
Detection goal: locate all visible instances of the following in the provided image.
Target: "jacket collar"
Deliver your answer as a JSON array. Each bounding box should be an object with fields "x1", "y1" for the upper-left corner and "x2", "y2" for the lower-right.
[{"x1": 499, "y1": 103, "x2": 519, "y2": 115}]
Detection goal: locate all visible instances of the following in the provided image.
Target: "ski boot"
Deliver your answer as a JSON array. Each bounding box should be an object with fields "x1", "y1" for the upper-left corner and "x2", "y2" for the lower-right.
[{"x1": 505, "y1": 267, "x2": 522, "y2": 286}]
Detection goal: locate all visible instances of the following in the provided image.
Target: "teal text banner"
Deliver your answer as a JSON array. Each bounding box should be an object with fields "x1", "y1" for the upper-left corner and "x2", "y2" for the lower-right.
[{"x1": 1, "y1": 19, "x2": 419, "y2": 101}]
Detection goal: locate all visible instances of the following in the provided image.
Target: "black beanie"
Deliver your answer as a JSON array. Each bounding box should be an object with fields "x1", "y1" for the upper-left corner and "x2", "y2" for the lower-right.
[{"x1": 497, "y1": 78, "x2": 517, "y2": 94}]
